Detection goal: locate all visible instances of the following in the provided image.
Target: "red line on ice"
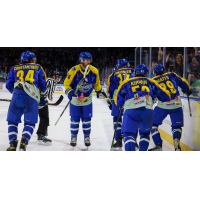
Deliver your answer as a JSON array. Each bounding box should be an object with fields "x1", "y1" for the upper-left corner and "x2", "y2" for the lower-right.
[{"x1": 0, "y1": 131, "x2": 86, "y2": 151}]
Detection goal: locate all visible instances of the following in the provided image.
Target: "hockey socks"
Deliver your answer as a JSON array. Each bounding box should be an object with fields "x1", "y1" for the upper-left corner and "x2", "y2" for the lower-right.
[
  {"x1": 150, "y1": 125, "x2": 162, "y2": 145},
  {"x1": 123, "y1": 132, "x2": 136, "y2": 151},
  {"x1": 139, "y1": 130, "x2": 150, "y2": 151},
  {"x1": 70, "y1": 117, "x2": 80, "y2": 137},
  {"x1": 113, "y1": 116, "x2": 122, "y2": 141},
  {"x1": 8, "y1": 122, "x2": 18, "y2": 144},
  {"x1": 82, "y1": 118, "x2": 91, "y2": 137},
  {"x1": 22, "y1": 123, "x2": 35, "y2": 145},
  {"x1": 172, "y1": 127, "x2": 182, "y2": 140}
]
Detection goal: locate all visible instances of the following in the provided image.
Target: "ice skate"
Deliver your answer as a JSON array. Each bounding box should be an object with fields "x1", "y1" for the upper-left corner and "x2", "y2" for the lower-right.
[
  {"x1": 148, "y1": 143, "x2": 162, "y2": 151},
  {"x1": 112, "y1": 135, "x2": 122, "y2": 151},
  {"x1": 38, "y1": 134, "x2": 52, "y2": 146},
  {"x1": 19, "y1": 137, "x2": 27, "y2": 151},
  {"x1": 70, "y1": 137, "x2": 77, "y2": 148},
  {"x1": 84, "y1": 137, "x2": 91, "y2": 148},
  {"x1": 174, "y1": 138, "x2": 181, "y2": 151},
  {"x1": 7, "y1": 140, "x2": 18, "y2": 151}
]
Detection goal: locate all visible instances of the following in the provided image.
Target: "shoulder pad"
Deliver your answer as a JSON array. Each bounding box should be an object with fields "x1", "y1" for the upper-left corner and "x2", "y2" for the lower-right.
[{"x1": 89, "y1": 65, "x2": 99, "y2": 74}]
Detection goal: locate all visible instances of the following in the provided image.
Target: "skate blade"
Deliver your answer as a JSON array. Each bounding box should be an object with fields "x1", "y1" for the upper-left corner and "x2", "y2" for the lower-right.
[
  {"x1": 111, "y1": 147, "x2": 122, "y2": 151},
  {"x1": 19, "y1": 149, "x2": 25, "y2": 151},
  {"x1": 38, "y1": 141, "x2": 52, "y2": 146}
]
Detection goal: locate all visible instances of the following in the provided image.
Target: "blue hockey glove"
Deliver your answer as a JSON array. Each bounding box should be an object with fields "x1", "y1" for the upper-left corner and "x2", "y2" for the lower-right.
[
  {"x1": 39, "y1": 95, "x2": 47, "y2": 108},
  {"x1": 96, "y1": 89, "x2": 107, "y2": 99},
  {"x1": 65, "y1": 89, "x2": 76, "y2": 101},
  {"x1": 182, "y1": 89, "x2": 192, "y2": 97}
]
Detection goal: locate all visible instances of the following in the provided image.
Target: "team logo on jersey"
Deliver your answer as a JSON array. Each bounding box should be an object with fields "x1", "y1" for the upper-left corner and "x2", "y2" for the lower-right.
[
  {"x1": 78, "y1": 80, "x2": 92, "y2": 93},
  {"x1": 32, "y1": 93, "x2": 35, "y2": 96},
  {"x1": 72, "y1": 67, "x2": 76, "y2": 71}
]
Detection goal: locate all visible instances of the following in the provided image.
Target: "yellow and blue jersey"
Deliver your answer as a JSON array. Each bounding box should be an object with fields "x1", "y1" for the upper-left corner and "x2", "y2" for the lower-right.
[
  {"x1": 6, "y1": 63, "x2": 47, "y2": 93},
  {"x1": 114, "y1": 77, "x2": 171, "y2": 112},
  {"x1": 107, "y1": 68, "x2": 135, "y2": 100},
  {"x1": 152, "y1": 72, "x2": 190, "y2": 100},
  {"x1": 152, "y1": 72, "x2": 190, "y2": 109},
  {"x1": 64, "y1": 64, "x2": 101, "y2": 104}
]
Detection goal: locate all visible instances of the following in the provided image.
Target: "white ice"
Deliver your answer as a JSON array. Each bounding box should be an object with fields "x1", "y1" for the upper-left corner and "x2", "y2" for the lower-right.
[{"x1": 0, "y1": 91, "x2": 174, "y2": 151}]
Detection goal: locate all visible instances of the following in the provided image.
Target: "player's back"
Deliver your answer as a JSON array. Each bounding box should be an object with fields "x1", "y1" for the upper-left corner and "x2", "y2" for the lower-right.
[
  {"x1": 115, "y1": 76, "x2": 171, "y2": 112},
  {"x1": 107, "y1": 68, "x2": 134, "y2": 99},
  {"x1": 112, "y1": 68, "x2": 135, "y2": 89},
  {"x1": 13, "y1": 63, "x2": 46, "y2": 88},
  {"x1": 153, "y1": 72, "x2": 179, "y2": 100}
]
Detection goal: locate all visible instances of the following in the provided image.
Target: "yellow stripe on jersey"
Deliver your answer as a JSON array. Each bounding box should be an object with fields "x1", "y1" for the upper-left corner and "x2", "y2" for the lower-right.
[
  {"x1": 64, "y1": 65, "x2": 80, "y2": 90},
  {"x1": 40, "y1": 66, "x2": 47, "y2": 80},
  {"x1": 107, "y1": 73, "x2": 113, "y2": 95},
  {"x1": 172, "y1": 72, "x2": 191, "y2": 90},
  {"x1": 90, "y1": 65, "x2": 101, "y2": 92},
  {"x1": 114, "y1": 77, "x2": 144, "y2": 105},
  {"x1": 149, "y1": 79, "x2": 171, "y2": 99}
]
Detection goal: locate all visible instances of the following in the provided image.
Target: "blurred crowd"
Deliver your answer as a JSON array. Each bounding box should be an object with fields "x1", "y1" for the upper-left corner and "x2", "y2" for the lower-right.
[
  {"x1": 151, "y1": 47, "x2": 200, "y2": 88},
  {"x1": 1, "y1": 47, "x2": 200, "y2": 90},
  {"x1": 0, "y1": 47, "x2": 134, "y2": 83}
]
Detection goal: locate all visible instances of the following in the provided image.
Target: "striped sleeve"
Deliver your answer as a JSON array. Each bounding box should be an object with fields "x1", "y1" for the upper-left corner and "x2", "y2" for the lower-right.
[
  {"x1": 173, "y1": 72, "x2": 191, "y2": 91},
  {"x1": 43, "y1": 78, "x2": 56, "y2": 100}
]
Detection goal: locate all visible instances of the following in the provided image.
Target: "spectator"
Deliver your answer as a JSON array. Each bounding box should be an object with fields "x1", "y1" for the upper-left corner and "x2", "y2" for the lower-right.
[
  {"x1": 188, "y1": 72, "x2": 200, "y2": 97},
  {"x1": 166, "y1": 53, "x2": 174, "y2": 72},
  {"x1": 0, "y1": 69, "x2": 5, "y2": 77},
  {"x1": 173, "y1": 54, "x2": 183, "y2": 77}
]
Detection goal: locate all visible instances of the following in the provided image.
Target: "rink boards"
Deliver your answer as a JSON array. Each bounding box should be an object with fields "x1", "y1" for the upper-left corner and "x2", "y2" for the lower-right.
[{"x1": 1, "y1": 82, "x2": 200, "y2": 151}]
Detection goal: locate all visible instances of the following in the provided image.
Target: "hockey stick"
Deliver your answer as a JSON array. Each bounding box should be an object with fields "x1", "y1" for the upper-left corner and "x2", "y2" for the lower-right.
[
  {"x1": 0, "y1": 99, "x2": 11, "y2": 102},
  {"x1": 48, "y1": 95, "x2": 64, "y2": 106},
  {"x1": 0, "y1": 95, "x2": 64, "y2": 106},
  {"x1": 55, "y1": 65, "x2": 90, "y2": 126},
  {"x1": 110, "y1": 106, "x2": 122, "y2": 151},
  {"x1": 187, "y1": 95, "x2": 192, "y2": 117}
]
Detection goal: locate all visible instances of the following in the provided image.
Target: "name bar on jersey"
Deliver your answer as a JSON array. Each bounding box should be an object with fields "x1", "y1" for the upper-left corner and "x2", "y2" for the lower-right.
[
  {"x1": 131, "y1": 80, "x2": 147, "y2": 86},
  {"x1": 115, "y1": 70, "x2": 132, "y2": 75},
  {"x1": 14, "y1": 65, "x2": 39, "y2": 71},
  {"x1": 156, "y1": 76, "x2": 169, "y2": 83}
]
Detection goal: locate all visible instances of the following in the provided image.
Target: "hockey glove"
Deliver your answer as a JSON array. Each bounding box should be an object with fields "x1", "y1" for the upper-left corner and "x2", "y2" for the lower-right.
[
  {"x1": 182, "y1": 89, "x2": 192, "y2": 97},
  {"x1": 39, "y1": 95, "x2": 47, "y2": 109},
  {"x1": 96, "y1": 89, "x2": 107, "y2": 99},
  {"x1": 107, "y1": 100, "x2": 113, "y2": 110},
  {"x1": 65, "y1": 89, "x2": 76, "y2": 101}
]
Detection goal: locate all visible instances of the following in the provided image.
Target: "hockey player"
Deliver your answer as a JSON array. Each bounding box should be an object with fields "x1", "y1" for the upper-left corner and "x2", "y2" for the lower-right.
[
  {"x1": 148, "y1": 64, "x2": 192, "y2": 151},
  {"x1": 114, "y1": 64, "x2": 171, "y2": 151},
  {"x1": 64, "y1": 52, "x2": 107, "y2": 148},
  {"x1": 36, "y1": 70, "x2": 59, "y2": 145},
  {"x1": 6, "y1": 51, "x2": 47, "y2": 151},
  {"x1": 107, "y1": 59, "x2": 135, "y2": 150}
]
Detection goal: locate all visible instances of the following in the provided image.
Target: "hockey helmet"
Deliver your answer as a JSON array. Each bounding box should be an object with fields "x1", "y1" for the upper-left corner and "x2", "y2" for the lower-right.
[
  {"x1": 154, "y1": 64, "x2": 165, "y2": 75},
  {"x1": 135, "y1": 64, "x2": 148, "y2": 76},
  {"x1": 20, "y1": 51, "x2": 37, "y2": 63},
  {"x1": 116, "y1": 59, "x2": 130, "y2": 69},
  {"x1": 79, "y1": 52, "x2": 93, "y2": 62}
]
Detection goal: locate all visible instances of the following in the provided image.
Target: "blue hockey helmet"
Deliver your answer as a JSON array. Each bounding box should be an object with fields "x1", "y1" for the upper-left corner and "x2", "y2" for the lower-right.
[
  {"x1": 135, "y1": 64, "x2": 148, "y2": 76},
  {"x1": 154, "y1": 64, "x2": 165, "y2": 75},
  {"x1": 20, "y1": 51, "x2": 37, "y2": 63},
  {"x1": 116, "y1": 59, "x2": 130, "y2": 69},
  {"x1": 79, "y1": 52, "x2": 92, "y2": 62}
]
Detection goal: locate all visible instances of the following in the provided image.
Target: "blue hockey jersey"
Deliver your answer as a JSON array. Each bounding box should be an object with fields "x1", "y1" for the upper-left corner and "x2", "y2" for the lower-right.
[
  {"x1": 114, "y1": 77, "x2": 171, "y2": 112},
  {"x1": 152, "y1": 72, "x2": 190, "y2": 109},
  {"x1": 107, "y1": 68, "x2": 135, "y2": 100},
  {"x1": 64, "y1": 64, "x2": 102, "y2": 106},
  {"x1": 6, "y1": 63, "x2": 47, "y2": 94}
]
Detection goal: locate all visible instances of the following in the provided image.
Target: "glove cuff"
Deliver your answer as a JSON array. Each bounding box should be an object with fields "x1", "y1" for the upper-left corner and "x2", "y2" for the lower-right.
[{"x1": 65, "y1": 89, "x2": 73, "y2": 96}]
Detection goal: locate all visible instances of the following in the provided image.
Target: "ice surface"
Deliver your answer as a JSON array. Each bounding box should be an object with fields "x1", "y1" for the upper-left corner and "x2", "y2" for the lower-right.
[{"x1": 0, "y1": 91, "x2": 174, "y2": 151}]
